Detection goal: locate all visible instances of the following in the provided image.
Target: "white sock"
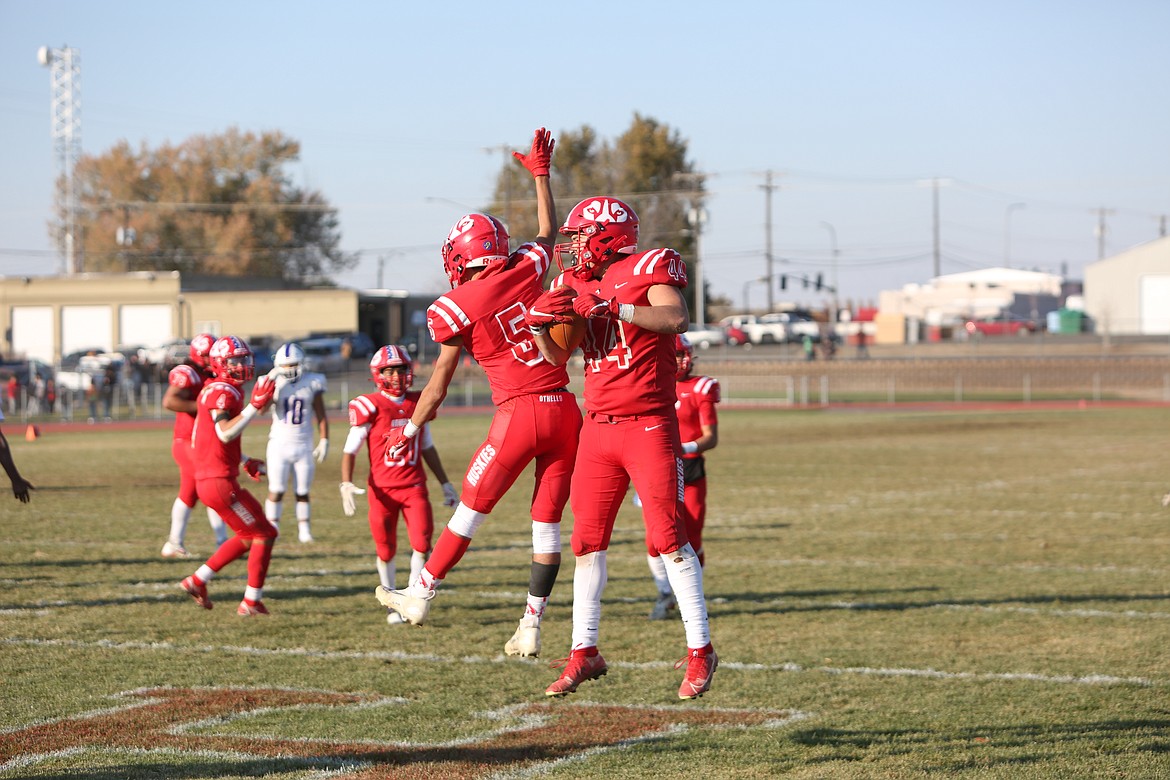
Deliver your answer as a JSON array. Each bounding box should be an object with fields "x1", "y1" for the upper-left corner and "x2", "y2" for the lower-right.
[
  {"x1": 409, "y1": 550, "x2": 427, "y2": 587},
  {"x1": 376, "y1": 557, "x2": 395, "y2": 590},
  {"x1": 525, "y1": 594, "x2": 548, "y2": 623},
  {"x1": 647, "y1": 553, "x2": 671, "y2": 596},
  {"x1": 296, "y1": 501, "x2": 311, "y2": 522},
  {"x1": 195, "y1": 564, "x2": 215, "y2": 583},
  {"x1": 169, "y1": 499, "x2": 192, "y2": 547},
  {"x1": 207, "y1": 509, "x2": 227, "y2": 545},
  {"x1": 661, "y1": 544, "x2": 710, "y2": 648},
  {"x1": 412, "y1": 567, "x2": 441, "y2": 596},
  {"x1": 266, "y1": 499, "x2": 282, "y2": 523},
  {"x1": 570, "y1": 551, "x2": 607, "y2": 651},
  {"x1": 244, "y1": 586, "x2": 263, "y2": 603}
]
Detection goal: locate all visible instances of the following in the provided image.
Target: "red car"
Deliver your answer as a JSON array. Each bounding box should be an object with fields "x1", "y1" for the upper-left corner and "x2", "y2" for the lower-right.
[{"x1": 963, "y1": 316, "x2": 1039, "y2": 337}]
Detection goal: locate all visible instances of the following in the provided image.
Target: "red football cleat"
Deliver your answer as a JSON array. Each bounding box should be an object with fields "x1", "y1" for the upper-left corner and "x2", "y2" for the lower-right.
[
  {"x1": 676, "y1": 644, "x2": 718, "y2": 700},
  {"x1": 180, "y1": 576, "x2": 212, "y2": 610},
  {"x1": 545, "y1": 649, "x2": 608, "y2": 697},
  {"x1": 237, "y1": 600, "x2": 269, "y2": 617}
]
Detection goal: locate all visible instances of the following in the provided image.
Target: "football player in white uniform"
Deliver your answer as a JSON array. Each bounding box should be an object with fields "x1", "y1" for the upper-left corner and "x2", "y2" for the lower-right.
[{"x1": 264, "y1": 343, "x2": 330, "y2": 543}]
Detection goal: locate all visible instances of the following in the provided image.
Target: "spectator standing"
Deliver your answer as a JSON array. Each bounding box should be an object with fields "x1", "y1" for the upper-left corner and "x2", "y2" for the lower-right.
[
  {"x1": 531, "y1": 195, "x2": 718, "y2": 700},
  {"x1": 6, "y1": 374, "x2": 18, "y2": 415}
]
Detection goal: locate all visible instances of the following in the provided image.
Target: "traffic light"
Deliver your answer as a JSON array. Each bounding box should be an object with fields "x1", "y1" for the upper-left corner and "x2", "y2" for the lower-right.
[
  {"x1": 779, "y1": 275, "x2": 787, "y2": 290},
  {"x1": 816, "y1": 273, "x2": 823, "y2": 291}
]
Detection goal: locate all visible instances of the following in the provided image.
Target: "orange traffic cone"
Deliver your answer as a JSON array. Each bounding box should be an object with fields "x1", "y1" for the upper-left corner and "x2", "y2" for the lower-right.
[{"x1": 24, "y1": 424, "x2": 39, "y2": 441}]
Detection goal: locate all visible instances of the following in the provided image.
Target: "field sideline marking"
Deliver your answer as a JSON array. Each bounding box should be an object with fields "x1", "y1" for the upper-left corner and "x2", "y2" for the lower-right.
[{"x1": 3, "y1": 636, "x2": 1157, "y2": 688}]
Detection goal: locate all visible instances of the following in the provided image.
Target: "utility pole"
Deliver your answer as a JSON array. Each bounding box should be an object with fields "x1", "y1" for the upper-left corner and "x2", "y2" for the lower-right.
[
  {"x1": 1094, "y1": 207, "x2": 1116, "y2": 260},
  {"x1": 931, "y1": 177, "x2": 941, "y2": 279},
  {"x1": 38, "y1": 45, "x2": 81, "y2": 275},
  {"x1": 761, "y1": 170, "x2": 778, "y2": 312}
]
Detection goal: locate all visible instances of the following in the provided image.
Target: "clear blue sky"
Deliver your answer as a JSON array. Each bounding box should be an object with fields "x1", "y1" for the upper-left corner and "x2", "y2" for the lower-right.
[{"x1": 2, "y1": 0, "x2": 1167, "y2": 313}]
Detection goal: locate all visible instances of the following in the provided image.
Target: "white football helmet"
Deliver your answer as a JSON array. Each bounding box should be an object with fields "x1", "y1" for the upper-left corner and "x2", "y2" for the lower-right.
[{"x1": 274, "y1": 342, "x2": 305, "y2": 381}]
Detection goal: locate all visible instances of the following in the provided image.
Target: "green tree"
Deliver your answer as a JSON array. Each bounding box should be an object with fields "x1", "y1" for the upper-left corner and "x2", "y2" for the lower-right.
[
  {"x1": 58, "y1": 128, "x2": 356, "y2": 283},
  {"x1": 487, "y1": 114, "x2": 708, "y2": 315}
]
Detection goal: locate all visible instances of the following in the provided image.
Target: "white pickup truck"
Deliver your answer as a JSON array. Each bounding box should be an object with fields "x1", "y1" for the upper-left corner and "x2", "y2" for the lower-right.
[{"x1": 720, "y1": 313, "x2": 821, "y2": 345}]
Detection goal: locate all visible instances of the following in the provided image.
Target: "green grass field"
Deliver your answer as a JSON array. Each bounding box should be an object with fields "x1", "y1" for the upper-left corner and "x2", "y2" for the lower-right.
[{"x1": 2, "y1": 406, "x2": 1169, "y2": 778}]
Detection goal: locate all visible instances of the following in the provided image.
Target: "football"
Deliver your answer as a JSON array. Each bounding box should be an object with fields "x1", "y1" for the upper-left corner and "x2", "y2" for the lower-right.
[{"x1": 549, "y1": 315, "x2": 586, "y2": 352}]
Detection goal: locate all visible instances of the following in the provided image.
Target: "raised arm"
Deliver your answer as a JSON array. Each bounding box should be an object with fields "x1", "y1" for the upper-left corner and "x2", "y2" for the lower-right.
[{"x1": 513, "y1": 127, "x2": 556, "y2": 246}]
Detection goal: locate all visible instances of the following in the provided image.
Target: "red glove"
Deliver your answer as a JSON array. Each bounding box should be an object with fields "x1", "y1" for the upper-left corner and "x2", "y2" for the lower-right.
[
  {"x1": 243, "y1": 457, "x2": 266, "y2": 482},
  {"x1": 573, "y1": 292, "x2": 621, "y2": 320},
  {"x1": 512, "y1": 127, "x2": 554, "y2": 178},
  {"x1": 524, "y1": 287, "x2": 577, "y2": 332},
  {"x1": 250, "y1": 376, "x2": 275, "y2": 410},
  {"x1": 384, "y1": 422, "x2": 418, "y2": 461}
]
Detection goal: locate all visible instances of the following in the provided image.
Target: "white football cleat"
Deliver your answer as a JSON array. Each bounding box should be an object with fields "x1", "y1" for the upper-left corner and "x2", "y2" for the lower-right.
[
  {"x1": 161, "y1": 542, "x2": 191, "y2": 559},
  {"x1": 386, "y1": 609, "x2": 406, "y2": 625},
  {"x1": 375, "y1": 586, "x2": 433, "y2": 625},
  {"x1": 504, "y1": 615, "x2": 541, "y2": 657}
]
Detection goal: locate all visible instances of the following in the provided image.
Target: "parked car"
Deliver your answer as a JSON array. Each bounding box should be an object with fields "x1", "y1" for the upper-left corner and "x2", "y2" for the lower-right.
[
  {"x1": 685, "y1": 323, "x2": 726, "y2": 349},
  {"x1": 724, "y1": 325, "x2": 748, "y2": 346},
  {"x1": 298, "y1": 337, "x2": 349, "y2": 375},
  {"x1": 963, "y1": 315, "x2": 1039, "y2": 337},
  {"x1": 307, "y1": 331, "x2": 376, "y2": 359}
]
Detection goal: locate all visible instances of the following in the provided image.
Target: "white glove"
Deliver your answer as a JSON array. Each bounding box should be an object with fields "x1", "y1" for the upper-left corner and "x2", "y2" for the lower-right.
[
  {"x1": 441, "y1": 482, "x2": 459, "y2": 508},
  {"x1": 314, "y1": 439, "x2": 329, "y2": 463},
  {"x1": 340, "y1": 481, "x2": 366, "y2": 516}
]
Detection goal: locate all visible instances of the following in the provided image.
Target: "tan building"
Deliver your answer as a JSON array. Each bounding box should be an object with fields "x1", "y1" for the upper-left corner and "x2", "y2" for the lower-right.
[
  {"x1": 0, "y1": 271, "x2": 360, "y2": 364},
  {"x1": 1083, "y1": 235, "x2": 1170, "y2": 336}
]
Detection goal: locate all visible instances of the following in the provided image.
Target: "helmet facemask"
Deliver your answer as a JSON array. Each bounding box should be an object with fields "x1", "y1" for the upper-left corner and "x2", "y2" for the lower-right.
[
  {"x1": 274, "y1": 343, "x2": 304, "y2": 382},
  {"x1": 369, "y1": 345, "x2": 413, "y2": 396}
]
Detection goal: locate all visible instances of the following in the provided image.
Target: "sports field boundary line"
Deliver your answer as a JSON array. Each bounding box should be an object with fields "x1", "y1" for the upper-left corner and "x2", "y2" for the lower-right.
[{"x1": 3, "y1": 636, "x2": 1157, "y2": 688}]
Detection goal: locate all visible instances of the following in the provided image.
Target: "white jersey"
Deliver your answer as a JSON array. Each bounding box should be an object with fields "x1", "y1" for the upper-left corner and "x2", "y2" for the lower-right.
[{"x1": 268, "y1": 371, "x2": 327, "y2": 449}]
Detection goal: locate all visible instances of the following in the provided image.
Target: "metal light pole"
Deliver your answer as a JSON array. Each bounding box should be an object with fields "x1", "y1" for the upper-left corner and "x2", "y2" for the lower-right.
[
  {"x1": 820, "y1": 221, "x2": 839, "y2": 327},
  {"x1": 38, "y1": 45, "x2": 81, "y2": 275},
  {"x1": 687, "y1": 207, "x2": 708, "y2": 327},
  {"x1": 1004, "y1": 202, "x2": 1026, "y2": 268}
]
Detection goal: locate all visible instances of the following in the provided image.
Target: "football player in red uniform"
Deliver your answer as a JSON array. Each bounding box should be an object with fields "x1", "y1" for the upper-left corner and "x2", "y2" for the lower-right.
[
  {"x1": 160, "y1": 334, "x2": 228, "y2": 557},
  {"x1": 340, "y1": 344, "x2": 458, "y2": 625},
  {"x1": 647, "y1": 333, "x2": 720, "y2": 620},
  {"x1": 178, "y1": 335, "x2": 279, "y2": 617},
  {"x1": 376, "y1": 128, "x2": 582, "y2": 659},
  {"x1": 531, "y1": 195, "x2": 718, "y2": 700}
]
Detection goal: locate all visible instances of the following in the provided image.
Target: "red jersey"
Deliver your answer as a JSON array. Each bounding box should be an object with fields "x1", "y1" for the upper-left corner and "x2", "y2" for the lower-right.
[
  {"x1": 348, "y1": 390, "x2": 430, "y2": 490},
  {"x1": 192, "y1": 380, "x2": 244, "y2": 480},
  {"x1": 676, "y1": 374, "x2": 720, "y2": 458},
  {"x1": 553, "y1": 247, "x2": 688, "y2": 416},
  {"x1": 168, "y1": 364, "x2": 204, "y2": 441},
  {"x1": 427, "y1": 242, "x2": 569, "y2": 405}
]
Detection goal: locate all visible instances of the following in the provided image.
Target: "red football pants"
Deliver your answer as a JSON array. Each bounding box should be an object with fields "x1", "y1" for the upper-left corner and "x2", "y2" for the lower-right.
[{"x1": 570, "y1": 411, "x2": 687, "y2": 556}]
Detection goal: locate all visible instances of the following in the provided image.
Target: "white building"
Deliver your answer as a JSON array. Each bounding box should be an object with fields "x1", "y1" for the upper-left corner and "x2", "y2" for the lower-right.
[
  {"x1": 1083, "y1": 236, "x2": 1170, "y2": 335},
  {"x1": 879, "y1": 267, "x2": 1062, "y2": 326}
]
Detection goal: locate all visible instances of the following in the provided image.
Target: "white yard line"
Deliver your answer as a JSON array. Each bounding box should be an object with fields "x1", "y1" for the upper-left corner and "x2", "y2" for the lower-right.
[{"x1": 3, "y1": 636, "x2": 1158, "y2": 687}]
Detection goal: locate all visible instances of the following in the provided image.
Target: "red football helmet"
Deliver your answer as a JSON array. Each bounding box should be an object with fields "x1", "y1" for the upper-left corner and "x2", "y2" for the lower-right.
[
  {"x1": 209, "y1": 336, "x2": 255, "y2": 386},
  {"x1": 554, "y1": 197, "x2": 639, "y2": 279},
  {"x1": 189, "y1": 333, "x2": 216, "y2": 373},
  {"x1": 675, "y1": 334, "x2": 695, "y2": 380},
  {"x1": 441, "y1": 213, "x2": 510, "y2": 288},
  {"x1": 369, "y1": 344, "x2": 413, "y2": 395}
]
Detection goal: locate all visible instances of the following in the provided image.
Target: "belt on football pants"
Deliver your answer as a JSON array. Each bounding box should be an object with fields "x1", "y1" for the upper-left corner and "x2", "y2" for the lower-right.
[{"x1": 588, "y1": 411, "x2": 641, "y2": 424}]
